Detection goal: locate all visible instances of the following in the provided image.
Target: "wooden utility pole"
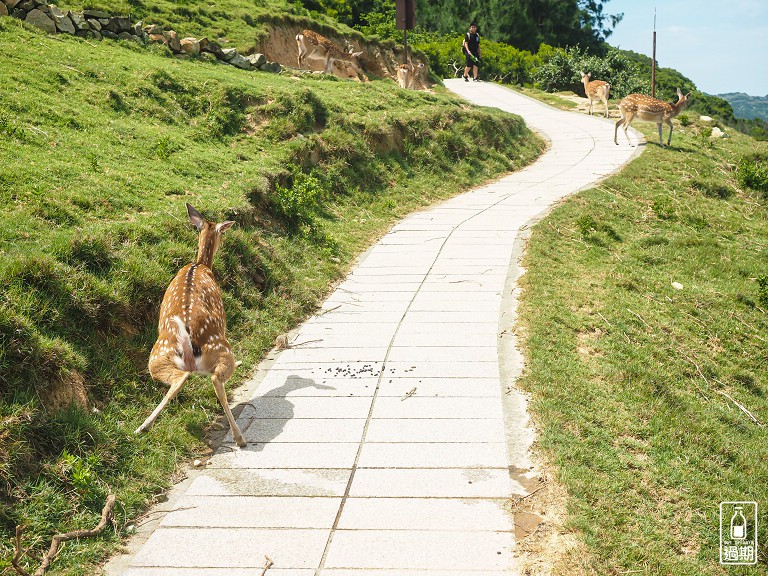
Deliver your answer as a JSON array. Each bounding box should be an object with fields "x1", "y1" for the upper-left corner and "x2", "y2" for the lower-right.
[
  {"x1": 396, "y1": 0, "x2": 415, "y2": 64},
  {"x1": 651, "y1": 8, "x2": 657, "y2": 97}
]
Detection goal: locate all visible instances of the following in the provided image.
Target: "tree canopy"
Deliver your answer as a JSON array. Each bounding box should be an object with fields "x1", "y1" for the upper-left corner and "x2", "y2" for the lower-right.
[{"x1": 293, "y1": 0, "x2": 623, "y2": 53}]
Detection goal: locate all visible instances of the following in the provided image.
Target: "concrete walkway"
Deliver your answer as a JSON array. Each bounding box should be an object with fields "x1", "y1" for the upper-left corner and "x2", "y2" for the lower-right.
[{"x1": 109, "y1": 80, "x2": 640, "y2": 575}]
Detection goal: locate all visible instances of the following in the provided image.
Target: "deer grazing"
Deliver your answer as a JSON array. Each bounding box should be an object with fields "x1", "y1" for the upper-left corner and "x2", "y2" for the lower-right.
[
  {"x1": 614, "y1": 88, "x2": 692, "y2": 147},
  {"x1": 396, "y1": 61, "x2": 425, "y2": 90},
  {"x1": 296, "y1": 29, "x2": 367, "y2": 81},
  {"x1": 580, "y1": 71, "x2": 610, "y2": 118},
  {"x1": 135, "y1": 203, "x2": 246, "y2": 447}
]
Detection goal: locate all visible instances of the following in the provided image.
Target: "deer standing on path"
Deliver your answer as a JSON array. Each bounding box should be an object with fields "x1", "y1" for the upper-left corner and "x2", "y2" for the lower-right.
[
  {"x1": 135, "y1": 204, "x2": 246, "y2": 447},
  {"x1": 614, "y1": 88, "x2": 692, "y2": 147},
  {"x1": 580, "y1": 71, "x2": 610, "y2": 118},
  {"x1": 296, "y1": 29, "x2": 367, "y2": 81}
]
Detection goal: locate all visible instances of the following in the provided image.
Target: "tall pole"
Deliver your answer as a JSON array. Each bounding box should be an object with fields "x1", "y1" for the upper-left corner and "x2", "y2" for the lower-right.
[
  {"x1": 404, "y1": 29, "x2": 408, "y2": 65},
  {"x1": 651, "y1": 8, "x2": 657, "y2": 98}
]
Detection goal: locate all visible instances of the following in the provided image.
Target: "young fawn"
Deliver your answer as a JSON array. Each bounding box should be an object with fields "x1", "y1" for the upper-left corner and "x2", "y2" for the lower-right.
[
  {"x1": 579, "y1": 71, "x2": 610, "y2": 118},
  {"x1": 135, "y1": 204, "x2": 246, "y2": 447},
  {"x1": 396, "y1": 61, "x2": 425, "y2": 90},
  {"x1": 614, "y1": 88, "x2": 691, "y2": 147}
]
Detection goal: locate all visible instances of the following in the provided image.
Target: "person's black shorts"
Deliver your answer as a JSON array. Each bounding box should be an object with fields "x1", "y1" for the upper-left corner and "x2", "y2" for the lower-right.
[{"x1": 465, "y1": 52, "x2": 479, "y2": 67}]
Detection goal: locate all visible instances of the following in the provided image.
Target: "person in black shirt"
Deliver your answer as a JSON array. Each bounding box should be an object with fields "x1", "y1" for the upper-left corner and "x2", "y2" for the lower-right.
[{"x1": 462, "y1": 22, "x2": 481, "y2": 81}]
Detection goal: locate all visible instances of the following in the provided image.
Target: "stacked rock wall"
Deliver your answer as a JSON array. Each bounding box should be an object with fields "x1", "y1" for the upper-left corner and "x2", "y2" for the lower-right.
[{"x1": 0, "y1": 0, "x2": 281, "y2": 73}]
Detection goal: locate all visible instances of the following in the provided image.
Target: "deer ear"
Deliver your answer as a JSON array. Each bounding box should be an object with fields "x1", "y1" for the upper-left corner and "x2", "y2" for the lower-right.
[
  {"x1": 216, "y1": 221, "x2": 235, "y2": 234},
  {"x1": 187, "y1": 204, "x2": 206, "y2": 231}
]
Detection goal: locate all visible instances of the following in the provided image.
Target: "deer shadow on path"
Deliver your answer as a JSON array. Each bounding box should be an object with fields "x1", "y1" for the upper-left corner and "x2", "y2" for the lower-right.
[{"x1": 231, "y1": 375, "x2": 337, "y2": 452}]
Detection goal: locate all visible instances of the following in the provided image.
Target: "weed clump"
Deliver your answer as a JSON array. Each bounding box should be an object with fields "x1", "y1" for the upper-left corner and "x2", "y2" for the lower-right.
[
  {"x1": 758, "y1": 275, "x2": 768, "y2": 307},
  {"x1": 736, "y1": 153, "x2": 768, "y2": 197}
]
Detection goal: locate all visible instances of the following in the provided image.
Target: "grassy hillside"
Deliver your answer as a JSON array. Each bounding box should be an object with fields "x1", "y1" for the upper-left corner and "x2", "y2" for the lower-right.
[
  {"x1": 0, "y1": 16, "x2": 544, "y2": 574},
  {"x1": 518, "y1": 117, "x2": 768, "y2": 573}
]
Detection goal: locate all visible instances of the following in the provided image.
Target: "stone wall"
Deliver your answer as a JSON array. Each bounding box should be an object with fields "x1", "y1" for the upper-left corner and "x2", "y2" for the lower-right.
[{"x1": 0, "y1": 0, "x2": 282, "y2": 73}]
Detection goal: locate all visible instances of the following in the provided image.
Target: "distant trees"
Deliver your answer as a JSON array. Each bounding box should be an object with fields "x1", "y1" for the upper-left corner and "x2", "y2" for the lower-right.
[{"x1": 293, "y1": 0, "x2": 623, "y2": 53}]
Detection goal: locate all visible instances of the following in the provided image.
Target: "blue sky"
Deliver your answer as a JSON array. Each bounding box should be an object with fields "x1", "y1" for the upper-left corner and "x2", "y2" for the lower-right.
[{"x1": 604, "y1": 0, "x2": 768, "y2": 96}]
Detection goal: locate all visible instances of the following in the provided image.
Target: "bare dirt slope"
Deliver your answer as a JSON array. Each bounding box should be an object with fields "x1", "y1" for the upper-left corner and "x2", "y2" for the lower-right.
[{"x1": 256, "y1": 23, "x2": 430, "y2": 88}]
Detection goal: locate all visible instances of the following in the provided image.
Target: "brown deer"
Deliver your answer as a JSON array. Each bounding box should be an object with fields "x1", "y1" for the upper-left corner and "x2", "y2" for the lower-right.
[
  {"x1": 579, "y1": 71, "x2": 610, "y2": 117},
  {"x1": 396, "y1": 61, "x2": 425, "y2": 90},
  {"x1": 296, "y1": 29, "x2": 367, "y2": 81},
  {"x1": 614, "y1": 88, "x2": 692, "y2": 147},
  {"x1": 135, "y1": 204, "x2": 246, "y2": 447}
]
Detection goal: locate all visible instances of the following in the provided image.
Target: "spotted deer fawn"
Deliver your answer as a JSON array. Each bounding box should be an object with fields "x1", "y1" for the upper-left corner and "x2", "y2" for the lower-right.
[
  {"x1": 579, "y1": 71, "x2": 610, "y2": 117},
  {"x1": 396, "y1": 61, "x2": 425, "y2": 90},
  {"x1": 135, "y1": 204, "x2": 246, "y2": 447},
  {"x1": 296, "y1": 29, "x2": 367, "y2": 80},
  {"x1": 614, "y1": 88, "x2": 691, "y2": 147}
]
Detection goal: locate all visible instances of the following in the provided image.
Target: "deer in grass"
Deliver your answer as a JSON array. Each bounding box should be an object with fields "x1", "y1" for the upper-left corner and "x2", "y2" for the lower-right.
[
  {"x1": 579, "y1": 71, "x2": 610, "y2": 118},
  {"x1": 396, "y1": 61, "x2": 425, "y2": 90},
  {"x1": 135, "y1": 203, "x2": 246, "y2": 447},
  {"x1": 296, "y1": 29, "x2": 367, "y2": 81},
  {"x1": 614, "y1": 88, "x2": 692, "y2": 147}
]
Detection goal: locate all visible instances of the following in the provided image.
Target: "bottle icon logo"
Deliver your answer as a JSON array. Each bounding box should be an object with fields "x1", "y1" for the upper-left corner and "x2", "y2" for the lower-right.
[
  {"x1": 730, "y1": 506, "x2": 746, "y2": 540},
  {"x1": 720, "y1": 501, "x2": 758, "y2": 565}
]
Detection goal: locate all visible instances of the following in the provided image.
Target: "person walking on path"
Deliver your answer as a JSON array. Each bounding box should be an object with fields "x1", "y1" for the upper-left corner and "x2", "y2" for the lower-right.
[{"x1": 463, "y1": 22, "x2": 481, "y2": 81}]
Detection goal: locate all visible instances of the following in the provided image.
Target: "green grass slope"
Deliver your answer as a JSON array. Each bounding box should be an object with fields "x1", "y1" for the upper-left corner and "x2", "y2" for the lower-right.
[
  {"x1": 519, "y1": 120, "x2": 768, "y2": 573},
  {"x1": 0, "y1": 17, "x2": 544, "y2": 574}
]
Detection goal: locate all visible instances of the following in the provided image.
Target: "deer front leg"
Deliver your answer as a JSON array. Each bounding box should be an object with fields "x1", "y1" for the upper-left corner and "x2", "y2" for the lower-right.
[
  {"x1": 211, "y1": 351, "x2": 246, "y2": 447},
  {"x1": 135, "y1": 370, "x2": 190, "y2": 434},
  {"x1": 657, "y1": 122, "x2": 665, "y2": 147},
  {"x1": 665, "y1": 119, "x2": 674, "y2": 146}
]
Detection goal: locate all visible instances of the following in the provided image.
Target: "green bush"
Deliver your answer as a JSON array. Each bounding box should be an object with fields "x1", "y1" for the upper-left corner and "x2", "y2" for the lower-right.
[
  {"x1": 413, "y1": 35, "x2": 538, "y2": 85},
  {"x1": 271, "y1": 171, "x2": 324, "y2": 230},
  {"x1": 532, "y1": 46, "x2": 649, "y2": 98},
  {"x1": 736, "y1": 153, "x2": 768, "y2": 197},
  {"x1": 758, "y1": 275, "x2": 768, "y2": 307}
]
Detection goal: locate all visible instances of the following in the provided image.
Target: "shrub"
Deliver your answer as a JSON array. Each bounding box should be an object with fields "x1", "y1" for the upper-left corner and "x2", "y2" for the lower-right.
[
  {"x1": 271, "y1": 171, "x2": 324, "y2": 231},
  {"x1": 532, "y1": 46, "x2": 649, "y2": 98},
  {"x1": 736, "y1": 153, "x2": 768, "y2": 197},
  {"x1": 758, "y1": 275, "x2": 768, "y2": 307}
]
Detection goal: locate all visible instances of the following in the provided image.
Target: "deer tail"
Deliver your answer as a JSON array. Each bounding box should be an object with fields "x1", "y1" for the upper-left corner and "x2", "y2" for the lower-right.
[{"x1": 171, "y1": 316, "x2": 196, "y2": 372}]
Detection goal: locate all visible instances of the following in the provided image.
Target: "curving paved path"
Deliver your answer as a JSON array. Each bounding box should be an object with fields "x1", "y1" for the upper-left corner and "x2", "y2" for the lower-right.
[{"x1": 108, "y1": 80, "x2": 640, "y2": 576}]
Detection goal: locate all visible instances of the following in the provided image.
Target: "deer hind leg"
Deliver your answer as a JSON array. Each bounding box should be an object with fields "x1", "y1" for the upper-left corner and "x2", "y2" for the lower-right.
[
  {"x1": 210, "y1": 351, "x2": 246, "y2": 447},
  {"x1": 614, "y1": 116, "x2": 625, "y2": 145},
  {"x1": 135, "y1": 367, "x2": 190, "y2": 434},
  {"x1": 620, "y1": 112, "x2": 635, "y2": 146}
]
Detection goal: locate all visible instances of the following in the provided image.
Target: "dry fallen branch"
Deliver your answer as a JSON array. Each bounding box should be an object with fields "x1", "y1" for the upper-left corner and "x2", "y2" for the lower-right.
[
  {"x1": 716, "y1": 389, "x2": 764, "y2": 427},
  {"x1": 12, "y1": 494, "x2": 116, "y2": 576},
  {"x1": 261, "y1": 555, "x2": 274, "y2": 575}
]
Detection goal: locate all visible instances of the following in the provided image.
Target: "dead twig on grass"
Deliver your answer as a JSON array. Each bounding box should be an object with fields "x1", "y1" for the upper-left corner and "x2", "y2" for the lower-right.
[
  {"x1": 716, "y1": 389, "x2": 764, "y2": 427},
  {"x1": 261, "y1": 555, "x2": 274, "y2": 575},
  {"x1": 12, "y1": 494, "x2": 116, "y2": 576},
  {"x1": 680, "y1": 353, "x2": 711, "y2": 401}
]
